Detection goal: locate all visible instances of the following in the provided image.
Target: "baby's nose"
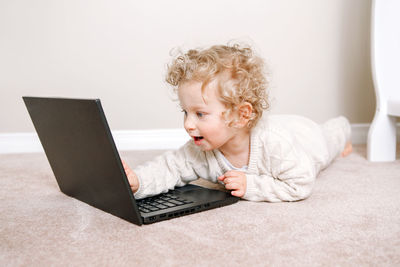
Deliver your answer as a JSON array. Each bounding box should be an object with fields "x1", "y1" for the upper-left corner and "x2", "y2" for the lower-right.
[{"x1": 184, "y1": 117, "x2": 196, "y2": 131}]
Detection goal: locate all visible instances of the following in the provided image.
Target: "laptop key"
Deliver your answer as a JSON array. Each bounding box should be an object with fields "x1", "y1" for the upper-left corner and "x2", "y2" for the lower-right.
[
  {"x1": 169, "y1": 199, "x2": 184, "y2": 205},
  {"x1": 164, "y1": 202, "x2": 176, "y2": 207},
  {"x1": 154, "y1": 204, "x2": 168, "y2": 209},
  {"x1": 139, "y1": 207, "x2": 151, "y2": 213},
  {"x1": 148, "y1": 206, "x2": 160, "y2": 211}
]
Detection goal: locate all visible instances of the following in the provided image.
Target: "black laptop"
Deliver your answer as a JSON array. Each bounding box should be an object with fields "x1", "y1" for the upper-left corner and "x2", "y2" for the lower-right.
[{"x1": 23, "y1": 97, "x2": 239, "y2": 225}]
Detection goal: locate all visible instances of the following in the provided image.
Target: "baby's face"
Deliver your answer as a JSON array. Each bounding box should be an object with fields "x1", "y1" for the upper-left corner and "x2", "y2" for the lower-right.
[{"x1": 178, "y1": 79, "x2": 237, "y2": 151}]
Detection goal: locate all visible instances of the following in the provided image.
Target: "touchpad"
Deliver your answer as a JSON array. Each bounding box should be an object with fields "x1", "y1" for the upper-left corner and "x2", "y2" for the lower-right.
[{"x1": 174, "y1": 184, "x2": 202, "y2": 192}]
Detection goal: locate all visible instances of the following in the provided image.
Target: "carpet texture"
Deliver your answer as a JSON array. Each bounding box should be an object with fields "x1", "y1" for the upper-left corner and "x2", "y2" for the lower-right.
[{"x1": 1, "y1": 145, "x2": 399, "y2": 266}]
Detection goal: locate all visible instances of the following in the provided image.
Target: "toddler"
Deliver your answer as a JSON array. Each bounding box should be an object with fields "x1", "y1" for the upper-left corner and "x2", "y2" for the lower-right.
[{"x1": 123, "y1": 43, "x2": 352, "y2": 202}]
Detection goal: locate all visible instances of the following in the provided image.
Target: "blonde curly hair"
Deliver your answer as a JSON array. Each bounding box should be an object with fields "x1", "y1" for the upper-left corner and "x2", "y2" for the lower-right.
[{"x1": 166, "y1": 43, "x2": 269, "y2": 128}]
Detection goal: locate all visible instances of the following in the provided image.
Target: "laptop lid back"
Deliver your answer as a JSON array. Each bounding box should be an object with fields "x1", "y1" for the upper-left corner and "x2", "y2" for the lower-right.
[{"x1": 23, "y1": 97, "x2": 142, "y2": 225}]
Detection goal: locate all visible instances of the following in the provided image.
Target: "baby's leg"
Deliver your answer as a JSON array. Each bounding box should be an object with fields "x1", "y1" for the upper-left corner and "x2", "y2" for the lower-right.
[{"x1": 321, "y1": 116, "x2": 352, "y2": 160}]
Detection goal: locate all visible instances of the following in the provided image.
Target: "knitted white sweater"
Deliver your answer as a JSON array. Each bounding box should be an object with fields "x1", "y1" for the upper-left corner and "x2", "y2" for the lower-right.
[{"x1": 134, "y1": 115, "x2": 351, "y2": 202}]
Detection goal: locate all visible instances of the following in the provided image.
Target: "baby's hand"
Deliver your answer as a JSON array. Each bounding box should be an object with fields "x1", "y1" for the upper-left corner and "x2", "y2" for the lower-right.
[
  {"x1": 218, "y1": 170, "x2": 247, "y2": 197},
  {"x1": 121, "y1": 160, "x2": 139, "y2": 193}
]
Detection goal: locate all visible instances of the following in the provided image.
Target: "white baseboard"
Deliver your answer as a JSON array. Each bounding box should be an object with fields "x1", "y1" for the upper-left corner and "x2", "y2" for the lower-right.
[
  {"x1": 1, "y1": 124, "x2": 399, "y2": 154},
  {"x1": 0, "y1": 129, "x2": 190, "y2": 154}
]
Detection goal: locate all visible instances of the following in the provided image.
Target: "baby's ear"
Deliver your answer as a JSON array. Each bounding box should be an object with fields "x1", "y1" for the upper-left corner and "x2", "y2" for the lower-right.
[{"x1": 236, "y1": 102, "x2": 253, "y2": 128}]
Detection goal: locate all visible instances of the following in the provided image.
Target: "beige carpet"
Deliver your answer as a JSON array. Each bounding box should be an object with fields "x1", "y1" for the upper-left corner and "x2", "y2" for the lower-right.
[{"x1": 1, "y1": 145, "x2": 399, "y2": 266}]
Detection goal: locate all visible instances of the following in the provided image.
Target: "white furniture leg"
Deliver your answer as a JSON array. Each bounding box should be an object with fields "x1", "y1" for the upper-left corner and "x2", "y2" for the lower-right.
[
  {"x1": 367, "y1": 109, "x2": 397, "y2": 161},
  {"x1": 367, "y1": 0, "x2": 400, "y2": 162}
]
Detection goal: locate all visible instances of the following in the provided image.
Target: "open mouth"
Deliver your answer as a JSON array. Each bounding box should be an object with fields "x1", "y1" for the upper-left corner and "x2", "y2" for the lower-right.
[{"x1": 193, "y1": 136, "x2": 204, "y2": 141}]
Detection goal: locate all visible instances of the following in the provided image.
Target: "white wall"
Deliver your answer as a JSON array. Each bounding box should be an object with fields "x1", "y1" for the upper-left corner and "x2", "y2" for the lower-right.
[{"x1": 0, "y1": 0, "x2": 375, "y2": 133}]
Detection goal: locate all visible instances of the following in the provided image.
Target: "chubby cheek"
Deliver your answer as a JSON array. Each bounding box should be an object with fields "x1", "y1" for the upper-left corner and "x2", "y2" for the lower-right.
[{"x1": 201, "y1": 125, "x2": 230, "y2": 149}]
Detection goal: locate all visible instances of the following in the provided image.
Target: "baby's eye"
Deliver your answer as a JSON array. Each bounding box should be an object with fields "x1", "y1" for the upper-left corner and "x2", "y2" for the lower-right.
[{"x1": 196, "y1": 112, "x2": 204, "y2": 118}]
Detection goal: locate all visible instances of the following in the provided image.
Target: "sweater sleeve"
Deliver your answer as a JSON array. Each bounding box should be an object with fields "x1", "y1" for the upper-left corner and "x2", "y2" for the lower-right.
[
  {"x1": 133, "y1": 141, "x2": 201, "y2": 199},
  {"x1": 243, "y1": 134, "x2": 316, "y2": 202}
]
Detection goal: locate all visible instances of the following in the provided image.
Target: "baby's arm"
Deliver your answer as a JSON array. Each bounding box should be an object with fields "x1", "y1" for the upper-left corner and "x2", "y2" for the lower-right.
[
  {"x1": 243, "y1": 136, "x2": 316, "y2": 202},
  {"x1": 126, "y1": 141, "x2": 201, "y2": 199},
  {"x1": 244, "y1": 172, "x2": 315, "y2": 202},
  {"x1": 218, "y1": 168, "x2": 314, "y2": 201}
]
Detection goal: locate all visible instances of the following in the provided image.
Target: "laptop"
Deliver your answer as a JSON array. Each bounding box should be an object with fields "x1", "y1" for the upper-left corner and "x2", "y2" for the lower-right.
[{"x1": 23, "y1": 97, "x2": 239, "y2": 225}]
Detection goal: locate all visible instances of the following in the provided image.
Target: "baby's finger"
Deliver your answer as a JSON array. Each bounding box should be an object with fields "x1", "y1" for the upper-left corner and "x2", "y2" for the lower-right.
[
  {"x1": 223, "y1": 171, "x2": 238, "y2": 178},
  {"x1": 231, "y1": 189, "x2": 245, "y2": 197},
  {"x1": 225, "y1": 176, "x2": 242, "y2": 184},
  {"x1": 224, "y1": 182, "x2": 240, "y2": 190}
]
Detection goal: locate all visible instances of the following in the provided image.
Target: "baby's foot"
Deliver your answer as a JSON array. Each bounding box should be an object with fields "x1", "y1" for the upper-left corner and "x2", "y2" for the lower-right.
[{"x1": 341, "y1": 142, "x2": 353, "y2": 157}]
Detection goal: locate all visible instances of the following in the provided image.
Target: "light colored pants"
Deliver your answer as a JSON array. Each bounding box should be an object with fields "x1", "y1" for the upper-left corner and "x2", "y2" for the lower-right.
[{"x1": 321, "y1": 116, "x2": 351, "y2": 161}]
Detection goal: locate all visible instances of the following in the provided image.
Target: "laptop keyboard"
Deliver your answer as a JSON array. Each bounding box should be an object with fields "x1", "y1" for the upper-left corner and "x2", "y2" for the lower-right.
[{"x1": 137, "y1": 193, "x2": 194, "y2": 213}]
